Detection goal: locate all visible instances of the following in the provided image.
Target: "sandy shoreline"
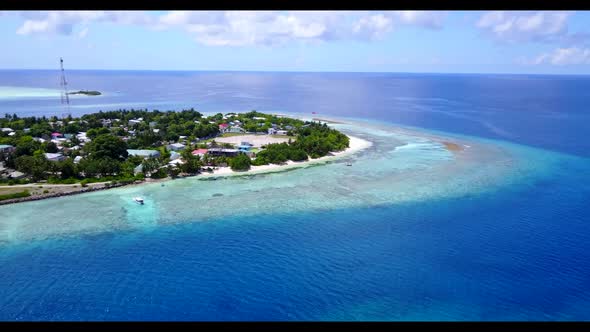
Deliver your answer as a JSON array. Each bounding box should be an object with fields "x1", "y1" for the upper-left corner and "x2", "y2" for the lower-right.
[
  {"x1": 197, "y1": 135, "x2": 373, "y2": 179},
  {"x1": 0, "y1": 134, "x2": 372, "y2": 205}
]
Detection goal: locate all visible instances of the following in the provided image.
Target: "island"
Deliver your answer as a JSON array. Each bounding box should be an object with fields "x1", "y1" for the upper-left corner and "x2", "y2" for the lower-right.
[
  {"x1": 67, "y1": 90, "x2": 102, "y2": 96},
  {"x1": 0, "y1": 109, "x2": 354, "y2": 204}
]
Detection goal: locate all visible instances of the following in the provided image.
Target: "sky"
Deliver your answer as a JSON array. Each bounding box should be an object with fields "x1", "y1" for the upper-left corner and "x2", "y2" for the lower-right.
[{"x1": 1, "y1": 10, "x2": 590, "y2": 74}]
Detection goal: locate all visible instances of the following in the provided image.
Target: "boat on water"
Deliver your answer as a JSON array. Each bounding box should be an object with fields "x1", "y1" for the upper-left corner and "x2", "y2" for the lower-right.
[
  {"x1": 346, "y1": 162, "x2": 352, "y2": 166},
  {"x1": 134, "y1": 197, "x2": 144, "y2": 205}
]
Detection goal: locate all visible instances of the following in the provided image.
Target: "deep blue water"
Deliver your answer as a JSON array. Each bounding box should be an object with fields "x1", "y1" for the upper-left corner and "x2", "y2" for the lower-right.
[{"x1": 1, "y1": 71, "x2": 590, "y2": 320}]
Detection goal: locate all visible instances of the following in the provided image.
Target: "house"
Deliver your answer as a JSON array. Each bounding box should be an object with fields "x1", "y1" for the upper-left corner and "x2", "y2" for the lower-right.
[
  {"x1": 101, "y1": 119, "x2": 112, "y2": 127},
  {"x1": 51, "y1": 132, "x2": 63, "y2": 138},
  {"x1": 219, "y1": 123, "x2": 229, "y2": 132},
  {"x1": 237, "y1": 142, "x2": 252, "y2": 152},
  {"x1": 168, "y1": 159, "x2": 184, "y2": 167},
  {"x1": 192, "y1": 149, "x2": 208, "y2": 157},
  {"x1": 128, "y1": 118, "x2": 142, "y2": 126},
  {"x1": 253, "y1": 117, "x2": 266, "y2": 121},
  {"x1": 207, "y1": 148, "x2": 240, "y2": 157},
  {"x1": 8, "y1": 132, "x2": 16, "y2": 137},
  {"x1": 153, "y1": 129, "x2": 160, "y2": 133},
  {"x1": 23, "y1": 128, "x2": 31, "y2": 133},
  {"x1": 170, "y1": 151, "x2": 181, "y2": 160},
  {"x1": 44, "y1": 153, "x2": 66, "y2": 162},
  {"x1": 276, "y1": 130, "x2": 288, "y2": 135},
  {"x1": 1, "y1": 128, "x2": 14, "y2": 133},
  {"x1": 8, "y1": 171, "x2": 25, "y2": 179},
  {"x1": 167, "y1": 143, "x2": 186, "y2": 151},
  {"x1": 73, "y1": 156, "x2": 83, "y2": 164},
  {"x1": 126, "y1": 149, "x2": 161, "y2": 158},
  {"x1": 0, "y1": 144, "x2": 15, "y2": 154},
  {"x1": 285, "y1": 125, "x2": 294, "y2": 130},
  {"x1": 64, "y1": 134, "x2": 73, "y2": 139},
  {"x1": 33, "y1": 137, "x2": 46, "y2": 143},
  {"x1": 268, "y1": 128, "x2": 277, "y2": 135},
  {"x1": 226, "y1": 126, "x2": 246, "y2": 134}
]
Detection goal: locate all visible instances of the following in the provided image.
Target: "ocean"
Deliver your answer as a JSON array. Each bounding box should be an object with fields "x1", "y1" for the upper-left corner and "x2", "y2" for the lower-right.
[{"x1": 0, "y1": 70, "x2": 589, "y2": 321}]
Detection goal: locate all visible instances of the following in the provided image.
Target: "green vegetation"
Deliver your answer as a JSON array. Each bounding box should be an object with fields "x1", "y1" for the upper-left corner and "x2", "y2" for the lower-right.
[
  {"x1": 252, "y1": 122, "x2": 348, "y2": 165},
  {"x1": 0, "y1": 109, "x2": 349, "y2": 184},
  {"x1": 229, "y1": 153, "x2": 251, "y2": 171},
  {"x1": 0, "y1": 190, "x2": 31, "y2": 201}
]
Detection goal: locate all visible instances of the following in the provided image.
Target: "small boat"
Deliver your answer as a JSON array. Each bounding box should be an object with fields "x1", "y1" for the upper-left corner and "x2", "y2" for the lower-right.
[
  {"x1": 346, "y1": 162, "x2": 352, "y2": 166},
  {"x1": 134, "y1": 197, "x2": 144, "y2": 205}
]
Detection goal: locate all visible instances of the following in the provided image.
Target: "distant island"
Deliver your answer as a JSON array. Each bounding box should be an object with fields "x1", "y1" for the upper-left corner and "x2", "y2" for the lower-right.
[
  {"x1": 0, "y1": 109, "x2": 353, "y2": 204},
  {"x1": 67, "y1": 90, "x2": 102, "y2": 96}
]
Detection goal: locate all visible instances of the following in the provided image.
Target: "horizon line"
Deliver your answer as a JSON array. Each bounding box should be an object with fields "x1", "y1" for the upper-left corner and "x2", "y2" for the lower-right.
[{"x1": 0, "y1": 68, "x2": 589, "y2": 77}]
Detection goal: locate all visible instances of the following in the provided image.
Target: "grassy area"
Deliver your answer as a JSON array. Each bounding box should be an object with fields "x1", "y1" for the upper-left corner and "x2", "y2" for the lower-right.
[
  {"x1": 221, "y1": 133, "x2": 250, "y2": 137},
  {"x1": 0, "y1": 190, "x2": 30, "y2": 201}
]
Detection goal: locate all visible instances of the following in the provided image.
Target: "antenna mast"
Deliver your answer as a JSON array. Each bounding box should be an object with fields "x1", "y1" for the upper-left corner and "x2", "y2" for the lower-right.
[{"x1": 59, "y1": 57, "x2": 71, "y2": 117}]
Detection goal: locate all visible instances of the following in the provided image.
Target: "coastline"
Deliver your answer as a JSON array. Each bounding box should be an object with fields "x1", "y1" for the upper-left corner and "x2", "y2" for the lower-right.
[
  {"x1": 0, "y1": 134, "x2": 373, "y2": 205},
  {"x1": 198, "y1": 135, "x2": 372, "y2": 179}
]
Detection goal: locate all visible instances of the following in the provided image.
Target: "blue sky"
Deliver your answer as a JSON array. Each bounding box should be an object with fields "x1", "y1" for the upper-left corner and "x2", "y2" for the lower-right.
[{"x1": 1, "y1": 10, "x2": 590, "y2": 74}]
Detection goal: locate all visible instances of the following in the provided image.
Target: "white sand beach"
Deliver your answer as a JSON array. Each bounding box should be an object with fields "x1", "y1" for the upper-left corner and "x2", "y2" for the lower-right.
[{"x1": 199, "y1": 135, "x2": 372, "y2": 178}]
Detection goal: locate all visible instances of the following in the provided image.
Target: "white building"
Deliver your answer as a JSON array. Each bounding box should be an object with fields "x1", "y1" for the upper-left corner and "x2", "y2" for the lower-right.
[
  {"x1": 167, "y1": 143, "x2": 186, "y2": 151},
  {"x1": 44, "y1": 153, "x2": 66, "y2": 162}
]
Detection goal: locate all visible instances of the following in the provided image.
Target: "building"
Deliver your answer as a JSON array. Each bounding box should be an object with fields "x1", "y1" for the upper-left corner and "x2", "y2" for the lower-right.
[
  {"x1": 167, "y1": 143, "x2": 186, "y2": 151},
  {"x1": 276, "y1": 130, "x2": 288, "y2": 135},
  {"x1": 268, "y1": 128, "x2": 277, "y2": 135},
  {"x1": 237, "y1": 142, "x2": 252, "y2": 152},
  {"x1": 128, "y1": 118, "x2": 143, "y2": 126},
  {"x1": 253, "y1": 117, "x2": 266, "y2": 121},
  {"x1": 192, "y1": 149, "x2": 208, "y2": 157},
  {"x1": 168, "y1": 159, "x2": 184, "y2": 167},
  {"x1": 44, "y1": 153, "x2": 66, "y2": 162},
  {"x1": 73, "y1": 156, "x2": 83, "y2": 164},
  {"x1": 51, "y1": 132, "x2": 63, "y2": 138},
  {"x1": 219, "y1": 123, "x2": 229, "y2": 132},
  {"x1": 8, "y1": 171, "x2": 25, "y2": 179},
  {"x1": 225, "y1": 126, "x2": 246, "y2": 134},
  {"x1": 170, "y1": 151, "x2": 181, "y2": 160},
  {"x1": 1, "y1": 128, "x2": 14, "y2": 133},
  {"x1": 0, "y1": 144, "x2": 15, "y2": 154},
  {"x1": 126, "y1": 149, "x2": 161, "y2": 158},
  {"x1": 207, "y1": 148, "x2": 240, "y2": 157}
]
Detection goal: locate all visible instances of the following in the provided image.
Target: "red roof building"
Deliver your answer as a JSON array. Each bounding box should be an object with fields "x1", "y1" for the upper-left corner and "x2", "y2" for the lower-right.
[
  {"x1": 219, "y1": 123, "x2": 229, "y2": 130},
  {"x1": 192, "y1": 149, "x2": 208, "y2": 156}
]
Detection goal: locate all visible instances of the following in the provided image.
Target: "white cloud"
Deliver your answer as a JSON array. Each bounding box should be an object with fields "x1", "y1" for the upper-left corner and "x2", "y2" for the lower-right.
[
  {"x1": 392, "y1": 11, "x2": 445, "y2": 29},
  {"x1": 476, "y1": 11, "x2": 573, "y2": 43},
  {"x1": 521, "y1": 47, "x2": 590, "y2": 65},
  {"x1": 15, "y1": 11, "x2": 155, "y2": 35},
  {"x1": 10, "y1": 11, "x2": 446, "y2": 46},
  {"x1": 353, "y1": 14, "x2": 394, "y2": 40}
]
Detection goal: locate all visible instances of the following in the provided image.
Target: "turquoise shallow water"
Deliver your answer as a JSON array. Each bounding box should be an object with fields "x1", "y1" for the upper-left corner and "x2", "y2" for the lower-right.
[{"x1": 0, "y1": 118, "x2": 550, "y2": 245}]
